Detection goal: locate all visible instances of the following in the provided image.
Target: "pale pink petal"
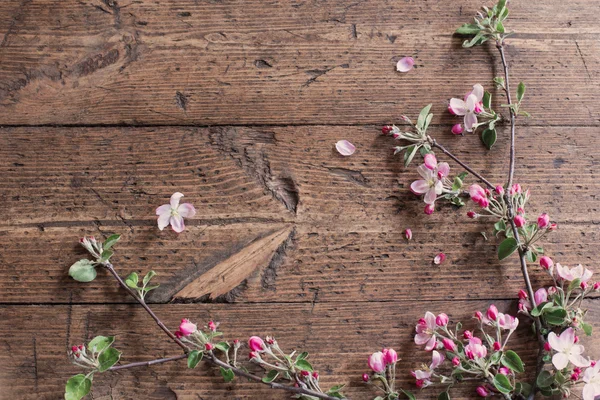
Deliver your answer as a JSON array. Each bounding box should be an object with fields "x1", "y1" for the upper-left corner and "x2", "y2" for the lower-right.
[
  {"x1": 572, "y1": 344, "x2": 586, "y2": 355},
  {"x1": 157, "y1": 212, "x2": 171, "y2": 231},
  {"x1": 569, "y1": 354, "x2": 590, "y2": 368},
  {"x1": 449, "y1": 98, "x2": 467, "y2": 116},
  {"x1": 437, "y1": 162, "x2": 450, "y2": 178},
  {"x1": 434, "y1": 253, "x2": 446, "y2": 265},
  {"x1": 424, "y1": 153, "x2": 437, "y2": 170},
  {"x1": 424, "y1": 336, "x2": 437, "y2": 351},
  {"x1": 582, "y1": 384, "x2": 597, "y2": 400},
  {"x1": 170, "y1": 192, "x2": 185, "y2": 209},
  {"x1": 434, "y1": 180, "x2": 443, "y2": 196},
  {"x1": 411, "y1": 180, "x2": 430, "y2": 195},
  {"x1": 424, "y1": 187, "x2": 438, "y2": 204},
  {"x1": 417, "y1": 164, "x2": 433, "y2": 180},
  {"x1": 415, "y1": 333, "x2": 431, "y2": 345},
  {"x1": 560, "y1": 327, "x2": 575, "y2": 346},
  {"x1": 552, "y1": 353, "x2": 569, "y2": 370},
  {"x1": 335, "y1": 140, "x2": 356, "y2": 156},
  {"x1": 424, "y1": 312, "x2": 437, "y2": 329},
  {"x1": 464, "y1": 113, "x2": 478, "y2": 132},
  {"x1": 414, "y1": 370, "x2": 432, "y2": 380},
  {"x1": 431, "y1": 351, "x2": 445, "y2": 369},
  {"x1": 396, "y1": 57, "x2": 415, "y2": 73},
  {"x1": 156, "y1": 204, "x2": 171, "y2": 216},
  {"x1": 177, "y1": 203, "x2": 196, "y2": 218},
  {"x1": 471, "y1": 84, "x2": 484, "y2": 102},
  {"x1": 548, "y1": 332, "x2": 563, "y2": 352},
  {"x1": 170, "y1": 215, "x2": 185, "y2": 233},
  {"x1": 466, "y1": 94, "x2": 478, "y2": 112}
]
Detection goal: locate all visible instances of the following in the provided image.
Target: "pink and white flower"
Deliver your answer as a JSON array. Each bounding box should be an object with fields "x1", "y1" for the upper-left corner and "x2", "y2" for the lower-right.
[
  {"x1": 176, "y1": 318, "x2": 197, "y2": 337},
  {"x1": 555, "y1": 264, "x2": 593, "y2": 283},
  {"x1": 469, "y1": 184, "x2": 489, "y2": 208},
  {"x1": 448, "y1": 84, "x2": 485, "y2": 132},
  {"x1": 248, "y1": 336, "x2": 265, "y2": 352},
  {"x1": 413, "y1": 350, "x2": 445, "y2": 388},
  {"x1": 156, "y1": 192, "x2": 196, "y2": 233},
  {"x1": 548, "y1": 328, "x2": 590, "y2": 369},
  {"x1": 465, "y1": 337, "x2": 487, "y2": 360},
  {"x1": 582, "y1": 361, "x2": 600, "y2": 400},
  {"x1": 368, "y1": 351, "x2": 386, "y2": 373},
  {"x1": 411, "y1": 162, "x2": 450, "y2": 205},
  {"x1": 497, "y1": 313, "x2": 519, "y2": 331},
  {"x1": 382, "y1": 348, "x2": 398, "y2": 364},
  {"x1": 415, "y1": 312, "x2": 438, "y2": 351}
]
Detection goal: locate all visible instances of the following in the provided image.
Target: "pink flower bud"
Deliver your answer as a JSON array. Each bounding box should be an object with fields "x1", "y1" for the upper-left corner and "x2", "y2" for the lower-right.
[
  {"x1": 248, "y1": 336, "x2": 265, "y2": 352},
  {"x1": 574, "y1": 367, "x2": 582, "y2": 375},
  {"x1": 581, "y1": 281, "x2": 589, "y2": 290},
  {"x1": 487, "y1": 305, "x2": 498, "y2": 321},
  {"x1": 451, "y1": 124, "x2": 464, "y2": 135},
  {"x1": 539, "y1": 256, "x2": 554, "y2": 270},
  {"x1": 433, "y1": 252, "x2": 446, "y2": 265},
  {"x1": 368, "y1": 352, "x2": 386, "y2": 373},
  {"x1": 249, "y1": 351, "x2": 259, "y2": 360},
  {"x1": 301, "y1": 370, "x2": 310, "y2": 377},
  {"x1": 205, "y1": 343, "x2": 214, "y2": 351},
  {"x1": 233, "y1": 339, "x2": 240, "y2": 345},
  {"x1": 544, "y1": 342, "x2": 552, "y2": 352},
  {"x1": 518, "y1": 289, "x2": 528, "y2": 299},
  {"x1": 499, "y1": 367, "x2": 511, "y2": 375},
  {"x1": 424, "y1": 154, "x2": 437, "y2": 170},
  {"x1": 424, "y1": 204, "x2": 435, "y2": 215},
  {"x1": 476, "y1": 386, "x2": 489, "y2": 397},
  {"x1": 416, "y1": 379, "x2": 425, "y2": 388},
  {"x1": 478, "y1": 197, "x2": 489, "y2": 208},
  {"x1": 312, "y1": 371, "x2": 319, "y2": 379},
  {"x1": 474, "y1": 311, "x2": 483, "y2": 321},
  {"x1": 510, "y1": 184, "x2": 522, "y2": 195},
  {"x1": 534, "y1": 288, "x2": 548, "y2": 305},
  {"x1": 592, "y1": 361, "x2": 597, "y2": 367},
  {"x1": 517, "y1": 207, "x2": 525, "y2": 214},
  {"x1": 548, "y1": 223, "x2": 558, "y2": 231},
  {"x1": 383, "y1": 348, "x2": 398, "y2": 364},
  {"x1": 175, "y1": 330, "x2": 183, "y2": 338},
  {"x1": 404, "y1": 228, "x2": 412, "y2": 241},
  {"x1": 495, "y1": 185, "x2": 505, "y2": 195},
  {"x1": 178, "y1": 319, "x2": 197, "y2": 336},
  {"x1": 548, "y1": 286, "x2": 558, "y2": 296},
  {"x1": 436, "y1": 313, "x2": 449, "y2": 327},
  {"x1": 452, "y1": 357, "x2": 460, "y2": 366},
  {"x1": 467, "y1": 210, "x2": 477, "y2": 219},
  {"x1": 266, "y1": 336, "x2": 275, "y2": 345},
  {"x1": 537, "y1": 213, "x2": 550, "y2": 229},
  {"x1": 493, "y1": 341, "x2": 501, "y2": 351},
  {"x1": 463, "y1": 330, "x2": 473, "y2": 339},
  {"x1": 392, "y1": 132, "x2": 401, "y2": 139},
  {"x1": 474, "y1": 102, "x2": 484, "y2": 113},
  {"x1": 382, "y1": 126, "x2": 393, "y2": 135},
  {"x1": 513, "y1": 215, "x2": 526, "y2": 228},
  {"x1": 71, "y1": 345, "x2": 78, "y2": 353},
  {"x1": 571, "y1": 372, "x2": 580, "y2": 381},
  {"x1": 208, "y1": 320, "x2": 217, "y2": 332},
  {"x1": 362, "y1": 373, "x2": 369, "y2": 382},
  {"x1": 594, "y1": 282, "x2": 600, "y2": 291},
  {"x1": 443, "y1": 338, "x2": 457, "y2": 352},
  {"x1": 574, "y1": 335, "x2": 580, "y2": 344}
]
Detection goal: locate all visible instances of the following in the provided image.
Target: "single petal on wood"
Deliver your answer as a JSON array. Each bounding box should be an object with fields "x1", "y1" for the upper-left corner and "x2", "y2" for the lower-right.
[
  {"x1": 396, "y1": 57, "x2": 415, "y2": 72},
  {"x1": 335, "y1": 140, "x2": 356, "y2": 156}
]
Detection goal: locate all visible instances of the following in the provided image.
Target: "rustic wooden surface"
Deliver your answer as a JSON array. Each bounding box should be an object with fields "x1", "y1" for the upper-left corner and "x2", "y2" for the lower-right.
[{"x1": 1, "y1": 0, "x2": 599, "y2": 399}]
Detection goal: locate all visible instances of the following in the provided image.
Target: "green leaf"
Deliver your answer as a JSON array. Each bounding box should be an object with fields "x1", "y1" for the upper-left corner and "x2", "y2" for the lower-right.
[
  {"x1": 494, "y1": 220, "x2": 507, "y2": 232},
  {"x1": 100, "y1": 249, "x2": 113, "y2": 262},
  {"x1": 452, "y1": 176, "x2": 464, "y2": 191},
  {"x1": 187, "y1": 350, "x2": 203, "y2": 369},
  {"x1": 65, "y1": 374, "x2": 93, "y2": 400},
  {"x1": 463, "y1": 32, "x2": 485, "y2": 48},
  {"x1": 403, "y1": 144, "x2": 419, "y2": 167},
  {"x1": 581, "y1": 322, "x2": 593, "y2": 336},
  {"x1": 416, "y1": 104, "x2": 433, "y2": 130},
  {"x1": 501, "y1": 350, "x2": 525, "y2": 373},
  {"x1": 438, "y1": 391, "x2": 451, "y2": 400},
  {"x1": 423, "y1": 113, "x2": 434, "y2": 133},
  {"x1": 481, "y1": 128, "x2": 497, "y2": 149},
  {"x1": 457, "y1": 171, "x2": 468, "y2": 181},
  {"x1": 498, "y1": 237, "x2": 519, "y2": 260},
  {"x1": 295, "y1": 359, "x2": 314, "y2": 372},
  {"x1": 401, "y1": 389, "x2": 417, "y2": 400},
  {"x1": 494, "y1": 373, "x2": 513, "y2": 394},
  {"x1": 125, "y1": 272, "x2": 139, "y2": 289},
  {"x1": 536, "y1": 370, "x2": 555, "y2": 388},
  {"x1": 296, "y1": 351, "x2": 309, "y2": 361},
  {"x1": 493, "y1": 76, "x2": 505, "y2": 88},
  {"x1": 69, "y1": 259, "x2": 97, "y2": 282},
  {"x1": 483, "y1": 91, "x2": 492, "y2": 109},
  {"x1": 568, "y1": 278, "x2": 582, "y2": 292},
  {"x1": 102, "y1": 234, "x2": 121, "y2": 250},
  {"x1": 142, "y1": 284, "x2": 159, "y2": 292},
  {"x1": 87, "y1": 336, "x2": 115, "y2": 355},
  {"x1": 97, "y1": 347, "x2": 121, "y2": 372},
  {"x1": 143, "y1": 270, "x2": 157, "y2": 286},
  {"x1": 455, "y1": 23, "x2": 481, "y2": 35},
  {"x1": 517, "y1": 82, "x2": 525, "y2": 103},
  {"x1": 220, "y1": 367, "x2": 235, "y2": 382},
  {"x1": 497, "y1": 0, "x2": 507, "y2": 10},
  {"x1": 262, "y1": 369, "x2": 279, "y2": 383},
  {"x1": 496, "y1": 20, "x2": 505, "y2": 33},
  {"x1": 544, "y1": 308, "x2": 567, "y2": 326},
  {"x1": 327, "y1": 385, "x2": 345, "y2": 393},
  {"x1": 215, "y1": 342, "x2": 230, "y2": 352}
]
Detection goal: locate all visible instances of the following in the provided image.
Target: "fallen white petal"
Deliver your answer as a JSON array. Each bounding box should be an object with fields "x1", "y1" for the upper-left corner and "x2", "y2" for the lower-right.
[
  {"x1": 396, "y1": 57, "x2": 415, "y2": 73},
  {"x1": 335, "y1": 140, "x2": 356, "y2": 156}
]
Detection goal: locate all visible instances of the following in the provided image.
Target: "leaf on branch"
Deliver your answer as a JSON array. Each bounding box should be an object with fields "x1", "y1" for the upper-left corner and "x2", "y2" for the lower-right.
[
  {"x1": 536, "y1": 370, "x2": 555, "y2": 388},
  {"x1": 103, "y1": 234, "x2": 121, "y2": 250},
  {"x1": 517, "y1": 82, "x2": 526, "y2": 103},
  {"x1": 493, "y1": 373, "x2": 514, "y2": 394},
  {"x1": 220, "y1": 367, "x2": 235, "y2": 382},
  {"x1": 65, "y1": 374, "x2": 93, "y2": 400},
  {"x1": 69, "y1": 259, "x2": 97, "y2": 282},
  {"x1": 262, "y1": 369, "x2": 279, "y2": 383},
  {"x1": 501, "y1": 350, "x2": 525, "y2": 373},
  {"x1": 87, "y1": 336, "x2": 115, "y2": 355},
  {"x1": 187, "y1": 350, "x2": 203, "y2": 369},
  {"x1": 125, "y1": 272, "x2": 139, "y2": 289},
  {"x1": 455, "y1": 23, "x2": 481, "y2": 35},
  {"x1": 143, "y1": 270, "x2": 157, "y2": 286},
  {"x1": 498, "y1": 237, "x2": 518, "y2": 260},
  {"x1": 295, "y1": 359, "x2": 314, "y2": 372},
  {"x1": 97, "y1": 348, "x2": 121, "y2": 372},
  {"x1": 481, "y1": 128, "x2": 497, "y2": 150}
]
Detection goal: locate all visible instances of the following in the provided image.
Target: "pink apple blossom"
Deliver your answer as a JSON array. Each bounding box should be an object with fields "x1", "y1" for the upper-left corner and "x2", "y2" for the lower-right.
[
  {"x1": 486, "y1": 305, "x2": 498, "y2": 321},
  {"x1": 156, "y1": 192, "x2": 197, "y2": 233},
  {"x1": 424, "y1": 204, "x2": 435, "y2": 215},
  {"x1": 436, "y1": 313, "x2": 449, "y2": 327},
  {"x1": 540, "y1": 256, "x2": 554, "y2": 270},
  {"x1": 382, "y1": 348, "x2": 398, "y2": 364},
  {"x1": 368, "y1": 351, "x2": 386, "y2": 373},
  {"x1": 548, "y1": 328, "x2": 590, "y2": 369},
  {"x1": 538, "y1": 213, "x2": 550, "y2": 229},
  {"x1": 177, "y1": 318, "x2": 197, "y2": 336},
  {"x1": 424, "y1": 153, "x2": 437, "y2": 170},
  {"x1": 362, "y1": 373, "x2": 369, "y2": 382},
  {"x1": 413, "y1": 350, "x2": 445, "y2": 388},
  {"x1": 443, "y1": 338, "x2": 457, "y2": 352},
  {"x1": 335, "y1": 140, "x2": 356, "y2": 156},
  {"x1": 497, "y1": 313, "x2": 519, "y2": 331},
  {"x1": 469, "y1": 184, "x2": 489, "y2": 208},
  {"x1": 583, "y1": 361, "x2": 600, "y2": 400},
  {"x1": 248, "y1": 336, "x2": 265, "y2": 352},
  {"x1": 449, "y1": 84, "x2": 485, "y2": 132},
  {"x1": 495, "y1": 185, "x2": 505, "y2": 195},
  {"x1": 555, "y1": 263, "x2": 593, "y2": 283},
  {"x1": 535, "y1": 288, "x2": 548, "y2": 305},
  {"x1": 415, "y1": 312, "x2": 438, "y2": 351},
  {"x1": 465, "y1": 337, "x2": 487, "y2": 360},
  {"x1": 509, "y1": 183, "x2": 522, "y2": 195},
  {"x1": 518, "y1": 289, "x2": 528, "y2": 299},
  {"x1": 411, "y1": 163, "x2": 449, "y2": 205},
  {"x1": 208, "y1": 320, "x2": 217, "y2": 332},
  {"x1": 451, "y1": 124, "x2": 464, "y2": 135},
  {"x1": 493, "y1": 341, "x2": 501, "y2": 351},
  {"x1": 513, "y1": 215, "x2": 525, "y2": 228}
]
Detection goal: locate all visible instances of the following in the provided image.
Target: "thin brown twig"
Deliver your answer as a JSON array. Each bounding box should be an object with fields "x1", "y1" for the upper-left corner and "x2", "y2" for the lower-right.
[
  {"x1": 109, "y1": 354, "x2": 187, "y2": 371},
  {"x1": 102, "y1": 263, "x2": 346, "y2": 400}
]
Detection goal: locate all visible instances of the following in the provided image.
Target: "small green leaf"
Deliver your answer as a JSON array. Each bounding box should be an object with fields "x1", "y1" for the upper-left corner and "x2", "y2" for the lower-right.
[
  {"x1": 496, "y1": 20, "x2": 505, "y2": 33},
  {"x1": 536, "y1": 370, "x2": 555, "y2": 388},
  {"x1": 494, "y1": 220, "x2": 507, "y2": 232},
  {"x1": 125, "y1": 272, "x2": 139, "y2": 289},
  {"x1": 517, "y1": 82, "x2": 525, "y2": 103},
  {"x1": 494, "y1": 77, "x2": 505, "y2": 88},
  {"x1": 483, "y1": 91, "x2": 492, "y2": 109},
  {"x1": 97, "y1": 347, "x2": 121, "y2": 372},
  {"x1": 416, "y1": 104, "x2": 432, "y2": 130},
  {"x1": 568, "y1": 278, "x2": 582, "y2": 292},
  {"x1": 187, "y1": 350, "x2": 203, "y2": 369},
  {"x1": 452, "y1": 176, "x2": 463, "y2": 191},
  {"x1": 501, "y1": 350, "x2": 525, "y2": 373},
  {"x1": 262, "y1": 369, "x2": 279, "y2": 383},
  {"x1": 544, "y1": 308, "x2": 567, "y2": 326},
  {"x1": 455, "y1": 23, "x2": 481, "y2": 35},
  {"x1": 463, "y1": 32, "x2": 485, "y2": 48},
  {"x1": 65, "y1": 374, "x2": 93, "y2": 400},
  {"x1": 102, "y1": 234, "x2": 121, "y2": 250},
  {"x1": 100, "y1": 249, "x2": 113, "y2": 262},
  {"x1": 497, "y1": 0, "x2": 507, "y2": 11},
  {"x1": 494, "y1": 373, "x2": 514, "y2": 394},
  {"x1": 143, "y1": 270, "x2": 157, "y2": 286},
  {"x1": 296, "y1": 351, "x2": 309, "y2": 361},
  {"x1": 581, "y1": 322, "x2": 593, "y2": 336},
  {"x1": 481, "y1": 128, "x2": 497, "y2": 150},
  {"x1": 88, "y1": 336, "x2": 115, "y2": 355},
  {"x1": 220, "y1": 367, "x2": 235, "y2": 382},
  {"x1": 69, "y1": 259, "x2": 97, "y2": 282},
  {"x1": 403, "y1": 144, "x2": 419, "y2": 167},
  {"x1": 498, "y1": 237, "x2": 519, "y2": 260},
  {"x1": 295, "y1": 359, "x2": 314, "y2": 372},
  {"x1": 142, "y1": 284, "x2": 160, "y2": 292},
  {"x1": 423, "y1": 113, "x2": 434, "y2": 133},
  {"x1": 215, "y1": 342, "x2": 230, "y2": 352},
  {"x1": 438, "y1": 391, "x2": 451, "y2": 400},
  {"x1": 401, "y1": 389, "x2": 417, "y2": 400},
  {"x1": 516, "y1": 382, "x2": 532, "y2": 397}
]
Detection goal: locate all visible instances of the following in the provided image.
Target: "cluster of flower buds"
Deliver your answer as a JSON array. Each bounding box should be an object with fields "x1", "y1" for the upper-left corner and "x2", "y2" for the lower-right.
[
  {"x1": 364, "y1": 347, "x2": 408, "y2": 399},
  {"x1": 174, "y1": 319, "x2": 222, "y2": 352},
  {"x1": 79, "y1": 236, "x2": 101, "y2": 258},
  {"x1": 68, "y1": 344, "x2": 99, "y2": 370}
]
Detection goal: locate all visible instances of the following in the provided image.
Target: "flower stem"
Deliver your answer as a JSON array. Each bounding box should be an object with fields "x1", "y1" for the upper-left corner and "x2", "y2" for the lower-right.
[{"x1": 102, "y1": 262, "x2": 345, "y2": 400}]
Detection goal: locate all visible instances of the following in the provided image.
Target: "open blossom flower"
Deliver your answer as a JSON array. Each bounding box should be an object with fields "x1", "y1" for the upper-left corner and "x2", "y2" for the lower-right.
[
  {"x1": 415, "y1": 312, "x2": 438, "y2": 351},
  {"x1": 583, "y1": 361, "x2": 600, "y2": 400},
  {"x1": 497, "y1": 313, "x2": 519, "y2": 331},
  {"x1": 469, "y1": 184, "x2": 489, "y2": 208},
  {"x1": 413, "y1": 350, "x2": 444, "y2": 388},
  {"x1": 448, "y1": 84, "x2": 484, "y2": 132},
  {"x1": 465, "y1": 337, "x2": 487, "y2": 360},
  {"x1": 555, "y1": 263, "x2": 593, "y2": 283},
  {"x1": 411, "y1": 162, "x2": 449, "y2": 205},
  {"x1": 368, "y1": 351, "x2": 386, "y2": 373},
  {"x1": 548, "y1": 328, "x2": 590, "y2": 369},
  {"x1": 156, "y1": 192, "x2": 196, "y2": 233}
]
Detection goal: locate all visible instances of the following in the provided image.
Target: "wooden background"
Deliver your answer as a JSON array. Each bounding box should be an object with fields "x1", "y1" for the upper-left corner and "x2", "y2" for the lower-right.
[{"x1": 1, "y1": 0, "x2": 599, "y2": 398}]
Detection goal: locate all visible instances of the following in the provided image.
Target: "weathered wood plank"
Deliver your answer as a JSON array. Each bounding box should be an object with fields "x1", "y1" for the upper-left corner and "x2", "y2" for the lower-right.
[
  {"x1": 1, "y1": 301, "x2": 598, "y2": 399},
  {"x1": 0, "y1": 0, "x2": 599, "y2": 125}
]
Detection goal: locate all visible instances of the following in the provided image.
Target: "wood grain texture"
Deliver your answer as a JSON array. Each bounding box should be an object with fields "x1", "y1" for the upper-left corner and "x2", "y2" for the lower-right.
[
  {"x1": 0, "y1": 0, "x2": 599, "y2": 125},
  {"x1": 1, "y1": 300, "x2": 598, "y2": 400}
]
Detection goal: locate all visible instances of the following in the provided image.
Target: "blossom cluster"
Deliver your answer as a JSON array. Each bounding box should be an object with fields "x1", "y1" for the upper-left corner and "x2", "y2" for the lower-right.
[{"x1": 364, "y1": 347, "x2": 413, "y2": 400}]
